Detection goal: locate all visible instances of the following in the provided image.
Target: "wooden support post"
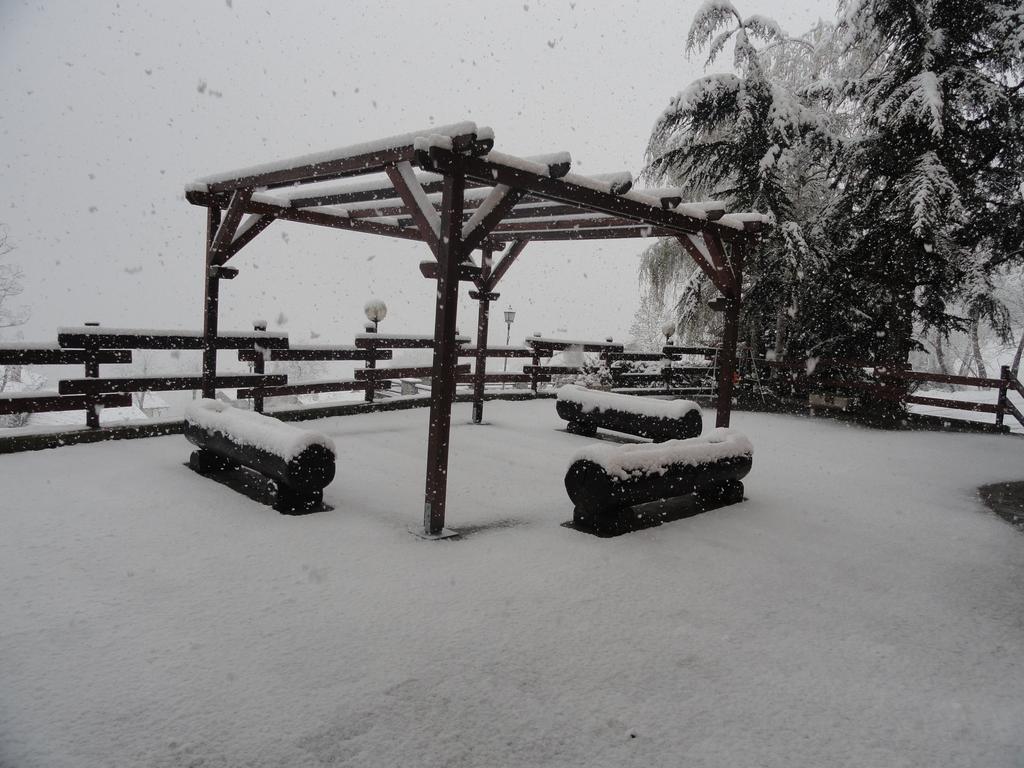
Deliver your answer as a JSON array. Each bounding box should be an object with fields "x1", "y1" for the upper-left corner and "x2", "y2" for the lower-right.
[
  {"x1": 83, "y1": 321, "x2": 101, "y2": 428},
  {"x1": 252, "y1": 320, "x2": 266, "y2": 414},
  {"x1": 421, "y1": 162, "x2": 466, "y2": 536},
  {"x1": 715, "y1": 241, "x2": 746, "y2": 428},
  {"x1": 469, "y1": 289, "x2": 498, "y2": 424},
  {"x1": 363, "y1": 323, "x2": 378, "y2": 402},
  {"x1": 530, "y1": 348, "x2": 541, "y2": 393},
  {"x1": 996, "y1": 364, "x2": 1010, "y2": 429},
  {"x1": 201, "y1": 207, "x2": 222, "y2": 400}
]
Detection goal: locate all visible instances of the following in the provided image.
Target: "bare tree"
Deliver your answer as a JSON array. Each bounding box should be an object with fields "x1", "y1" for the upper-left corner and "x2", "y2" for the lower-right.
[{"x1": 0, "y1": 226, "x2": 29, "y2": 332}]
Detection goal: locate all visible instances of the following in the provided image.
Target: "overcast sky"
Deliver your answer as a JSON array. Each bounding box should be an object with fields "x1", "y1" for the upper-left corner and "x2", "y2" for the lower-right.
[{"x1": 2, "y1": 0, "x2": 834, "y2": 347}]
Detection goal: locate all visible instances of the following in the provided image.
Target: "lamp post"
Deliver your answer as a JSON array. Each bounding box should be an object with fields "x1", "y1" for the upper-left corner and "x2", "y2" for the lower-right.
[
  {"x1": 503, "y1": 306, "x2": 516, "y2": 386},
  {"x1": 364, "y1": 298, "x2": 387, "y2": 332},
  {"x1": 661, "y1": 319, "x2": 676, "y2": 346}
]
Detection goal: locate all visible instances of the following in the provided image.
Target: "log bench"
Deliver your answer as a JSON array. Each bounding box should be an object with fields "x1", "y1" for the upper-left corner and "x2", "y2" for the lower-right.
[
  {"x1": 555, "y1": 384, "x2": 702, "y2": 441},
  {"x1": 565, "y1": 428, "x2": 753, "y2": 534},
  {"x1": 184, "y1": 400, "x2": 336, "y2": 514}
]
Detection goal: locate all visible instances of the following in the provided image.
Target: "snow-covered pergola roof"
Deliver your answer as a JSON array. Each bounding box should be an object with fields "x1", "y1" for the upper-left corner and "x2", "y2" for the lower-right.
[{"x1": 184, "y1": 121, "x2": 768, "y2": 537}]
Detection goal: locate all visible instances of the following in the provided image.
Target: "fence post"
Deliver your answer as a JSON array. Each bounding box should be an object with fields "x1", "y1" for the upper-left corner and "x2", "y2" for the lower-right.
[
  {"x1": 363, "y1": 322, "x2": 377, "y2": 402},
  {"x1": 83, "y1": 321, "x2": 101, "y2": 428},
  {"x1": 996, "y1": 364, "x2": 1010, "y2": 429},
  {"x1": 252, "y1": 321, "x2": 266, "y2": 414}
]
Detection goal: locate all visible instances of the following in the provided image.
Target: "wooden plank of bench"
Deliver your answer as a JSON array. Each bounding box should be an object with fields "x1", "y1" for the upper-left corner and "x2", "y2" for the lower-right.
[
  {"x1": 58, "y1": 374, "x2": 287, "y2": 395},
  {"x1": 0, "y1": 392, "x2": 132, "y2": 415}
]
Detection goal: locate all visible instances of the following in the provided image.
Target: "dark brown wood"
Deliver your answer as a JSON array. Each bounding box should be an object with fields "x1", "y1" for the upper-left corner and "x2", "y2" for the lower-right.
[
  {"x1": 187, "y1": 189, "x2": 429, "y2": 244},
  {"x1": 202, "y1": 207, "x2": 222, "y2": 399},
  {"x1": 426, "y1": 148, "x2": 722, "y2": 239},
  {"x1": 201, "y1": 128, "x2": 490, "y2": 193},
  {"x1": 605, "y1": 352, "x2": 668, "y2": 362},
  {"x1": 419, "y1": 261, "x2": 481, "y2": 282},
  {"x1": 0, "y1": 392, "x2": 132, "y2": 415},
  {"x1": 237, "y1": 379, "x2": 391, "y2": 399},
  {"x1": 59, "y1": 374, "x2": 286, "y2": 395},
  {"x1": 454, "y1": 373, "x2": 543, "y2": 384},
  {"x1": 715, "y1": 241, "x2": 745, "y2": 427},
  {"x1": 386, "y1": 162, "x2": 442, "y2": 256},
  {"x1": 471, "y1": 282, "x2": 491, "y2": 424},
  {"x1": 894, "y1": 370, "x2": 1003, "y2": 388},
  {"x1": 251, "y1": 337, "x2": 266, "y2": 414},
  {"x1": 664, "y1": 345, "x2": 720, "y2": 357},
  {"x1": 83, "y1": 325, "x2": 102, "y2": 428},
  {"x1": 57, "y1": 329, "x2": 287, "y2": 351},
  {"x1": 483, "y1": 239, "x2": 528, "y2": 291},
  {"x1": 525, "y1": 338, "x2": 624, "y2": 354},
  {"x1": 996, "y1": 365, "x2": 1010, "y2": 428},
  {"x1": 1004, "y1": 394, "x2": 1024, "y2": 428},
  {"x1": 353, "y1": 335, "x2": 469, "y2": 350},
  {"x1": 422, "y1": 162, "x2": 466, "y2": 535},
  {"x1": 354, "y1": 365, "x2": 469, "y2": 381},
  {"x1": 904, "y1": 394, "x2": 1001, "y2": 414},
  {"x1": 495, "y1": 226, "x2": 676, "y2": 243},
  {"x1": 462, "y1": 186, "x2": 525, "y2": 253},
  {"x1": 491, "y1": 215, "x2": 638, "y2": 233},
  {"x1": 238, "y1": 347, "x2": 390, "y2": 362},
  {"x1": 522, "y1": 365, "x2": 582, "y2": 375},
  {"x1": 677, "y1": 234, "x2": 734, "y2": 298},
  {"x1": 0, "y1": 347, "x2": 131, "y2": 365},
  {"x1": 220, "y1": 213, "x2": 277, "y2": 263},
  {"x1": 457, "y1": 347, "x2": 539, "y2": 359},
  {"x1": 209, "y1": 188, "x2": 254, "y2": 265}
]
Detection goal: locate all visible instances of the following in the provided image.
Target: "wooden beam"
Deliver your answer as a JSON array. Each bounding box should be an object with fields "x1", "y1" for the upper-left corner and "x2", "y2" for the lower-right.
[
  {"x1": 496, "y1": 226, "x2": 674, "y2": 243},
  {"x1": 677, "y1": 234, "x2": 735, "y2": 298},
  {"x1": 200, "y1": 126, "x2": 492, "y2": 193},
  {"x1": 491, "y1": 215, "x2": 636, "y2": 233},
  {"x1": 220, "y1": 213, "x2": 277, "y2": 263},
  {"x1": 484, "y1": 239, "x2": 528, "y2": 291},
  {"x1": 59, "y1": 374, "x2": 287, "y2": 395},
  {"x1": 186, "y1": 189, "x2": 427, "y2": 244},
  {"x1": 419, "y1": 261, "x2": 481, "y2": 282},
  {"x1": 386, "y1": 161, "x2": 441, "y2": 256},
  {"x1": 209, "y1": 188, "x2": 253, "y2": 265},
  {"x1": 422, "y1": 162, "x2": 466, "y2": 536},
  {"x1": 426, "y1": 148, "x2": 714, "y2": 239},
  {"x1": 461, "y1": 185, "x2": 525, "y2": 253}
]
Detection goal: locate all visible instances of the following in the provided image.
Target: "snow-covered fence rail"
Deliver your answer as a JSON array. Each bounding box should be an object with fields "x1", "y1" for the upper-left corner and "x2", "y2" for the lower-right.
[
  {"x1": 237, "y1": 343, "x2": 395, "y2": 411},
  {"x1": 0, "y1": 324, "x2": 288, "y2": 430},
  {"x1": 756, "y1": 356, "x2": 1024, "y2": 430},
  {"x1": 523, "y1": 336, "x2": 623, "y2": 392}
]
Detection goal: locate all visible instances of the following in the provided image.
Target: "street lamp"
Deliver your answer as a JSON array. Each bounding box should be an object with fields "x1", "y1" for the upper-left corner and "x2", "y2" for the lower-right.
[
  {"x1": 364, "y1": 298, "x2": 387, "y2": 333},
  {"x1": 662, "y1": 319, "x2": 676, "y2": 345},
  {"x1": 503, "y1": 306, "x2": 516, "y2": 382}
]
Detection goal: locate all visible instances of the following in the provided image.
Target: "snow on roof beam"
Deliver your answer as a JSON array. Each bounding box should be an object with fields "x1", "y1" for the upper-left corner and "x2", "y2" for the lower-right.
[
  {"x1": 195, "y1": 122, "x2": 493, "y2": 194},
  {"x1": 422, "y1": 146, "x2": 710, "y2": 238}
]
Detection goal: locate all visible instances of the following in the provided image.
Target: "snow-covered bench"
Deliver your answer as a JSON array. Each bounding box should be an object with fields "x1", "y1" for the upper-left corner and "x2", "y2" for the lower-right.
[
  {"x1": 565, "y1": 428, "x2": 752, "y2": 534},
  {"x1": 555, "y1": 385, "x2": 702, "y2": 442},
  {"x1": 184, "y1": 400, "x2": 336, "y2": 514}
]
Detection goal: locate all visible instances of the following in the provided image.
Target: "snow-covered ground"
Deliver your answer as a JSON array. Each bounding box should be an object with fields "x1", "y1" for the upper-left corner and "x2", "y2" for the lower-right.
[{"x1": 1, "y1": 400, "x2": 1022, "y2": 767}]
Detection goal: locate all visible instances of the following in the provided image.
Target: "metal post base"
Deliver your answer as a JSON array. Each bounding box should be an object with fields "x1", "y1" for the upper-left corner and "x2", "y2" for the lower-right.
[{"x1": 407, "y1": 525, "x2": 460, "y2": 540}]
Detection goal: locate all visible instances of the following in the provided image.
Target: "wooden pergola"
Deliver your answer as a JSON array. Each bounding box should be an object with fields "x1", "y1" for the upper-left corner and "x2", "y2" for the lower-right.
[{"x1": 185, "y1": 121, "x2": 766, "y2": 537}]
